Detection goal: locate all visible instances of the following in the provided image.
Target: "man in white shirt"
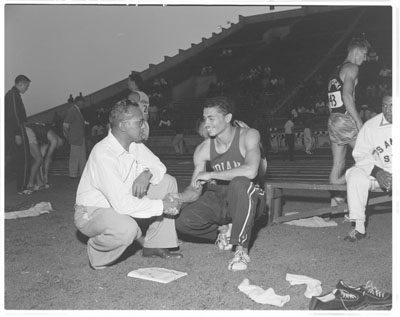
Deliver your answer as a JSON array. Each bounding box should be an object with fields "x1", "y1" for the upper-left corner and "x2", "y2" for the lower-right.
[
  {"x1": 344, "y1": 92, "x2": 392, "y2": 242},
  {"x1": 74, "y1": 101, "x2": 183, "y2": 270}
]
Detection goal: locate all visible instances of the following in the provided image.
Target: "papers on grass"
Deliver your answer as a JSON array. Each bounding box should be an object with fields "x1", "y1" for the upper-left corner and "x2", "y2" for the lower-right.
[
  {"x1": 5, "y1": 202, "x2": 54, "y2": 220},
  {"x1": 127, "y1": 267, "x2": 187, "y2": 284}
]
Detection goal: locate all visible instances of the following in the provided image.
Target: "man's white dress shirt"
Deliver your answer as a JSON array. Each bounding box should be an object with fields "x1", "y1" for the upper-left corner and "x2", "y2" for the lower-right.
[{"x1": 76, "y1": 131, "x2": 166, "y2": 218}]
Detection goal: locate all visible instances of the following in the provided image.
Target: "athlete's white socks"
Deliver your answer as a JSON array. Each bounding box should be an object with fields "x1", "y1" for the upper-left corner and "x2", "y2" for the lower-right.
[{"x1": 355, "y1": 220, "x2": 366, "y2": 234}]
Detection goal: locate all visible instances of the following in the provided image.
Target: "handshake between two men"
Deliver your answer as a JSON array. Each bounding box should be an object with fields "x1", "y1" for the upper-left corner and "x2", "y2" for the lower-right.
[
  {"x1": 162, "y1": 193, "x2": 184, "y2": 216},
  {"x1": 132, "y1": 169, "x2": 184, "y2": 216}
]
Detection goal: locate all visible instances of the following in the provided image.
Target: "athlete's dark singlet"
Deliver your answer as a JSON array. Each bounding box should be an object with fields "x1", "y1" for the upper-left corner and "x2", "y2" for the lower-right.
[
  {"x1": 327, "y1": 62, "x2": 349, "y2": 114},
  {"x1": 26, "y1": 123, "x2": 50, "y2": 144},
  {"x1": 210, "y1": 127, "x2": 244, "y2": 173}
]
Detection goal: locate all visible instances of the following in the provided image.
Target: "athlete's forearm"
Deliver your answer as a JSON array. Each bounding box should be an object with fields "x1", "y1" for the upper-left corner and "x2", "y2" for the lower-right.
[
  {"x1": 179, "y1": 185, "x2": 202, "y2": 203},
  {"x1": 210, "y1": 165, "x2": 257, "y2": 182}
]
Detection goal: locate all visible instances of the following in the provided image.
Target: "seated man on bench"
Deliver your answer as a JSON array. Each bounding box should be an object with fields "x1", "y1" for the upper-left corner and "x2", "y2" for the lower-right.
[{"x1": 344, "y1": 92, "x2": 392, "y2": 242}]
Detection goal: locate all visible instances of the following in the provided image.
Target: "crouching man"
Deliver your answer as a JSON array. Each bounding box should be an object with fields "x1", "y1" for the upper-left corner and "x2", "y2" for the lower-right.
[
  {"x1": 344, "y1": 92, "x2": 392, "y2": 242},
  {"x1": 174, "y1": 97, "x2": 264, "y2": 271},
  {"x1": 74, "y1": 101, "x2": 182, "y2": 269}
]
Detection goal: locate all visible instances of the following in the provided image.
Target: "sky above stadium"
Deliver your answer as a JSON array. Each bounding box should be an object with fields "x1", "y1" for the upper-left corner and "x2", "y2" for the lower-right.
[{"x1": 4, "y1": 2, "x2": 302, "y2": 116}]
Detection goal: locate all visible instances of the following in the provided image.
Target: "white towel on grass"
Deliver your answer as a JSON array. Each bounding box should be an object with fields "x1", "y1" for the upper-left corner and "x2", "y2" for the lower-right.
[
  {"x1": 283, "y1": 214, "x2": 337, "y2": 227},
  {"x1": 238, "y1": 278, "x2": 290, "y2": 307},
  {"x1": 5, "y1": 202, "x2": 53, "y2": 219},
  {"x1": 286, "y1": 273, "x2": 322, "y2": 298}
]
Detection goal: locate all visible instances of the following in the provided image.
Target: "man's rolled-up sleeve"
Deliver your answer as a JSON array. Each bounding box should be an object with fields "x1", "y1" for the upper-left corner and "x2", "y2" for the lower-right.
[
  {"x1": 137, "y1": 144, "x2": 167, "y2": 184},
  {"x1": 93, "y1": 152, "x2": 163, "y2": 218}
]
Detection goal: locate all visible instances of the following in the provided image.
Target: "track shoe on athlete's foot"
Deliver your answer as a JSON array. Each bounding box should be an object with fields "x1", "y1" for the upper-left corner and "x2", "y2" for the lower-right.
[
  {"x1": 215, "y1": 232, "x2": 232, "y2": 250},
  {"x1": 215, "y1": 224, "x2": 232, "y2": 250},
  {"x1": 344, "y1": 229, "x2": 367, "y2": 242},
  {"x1": 228, "y1": 249, "x2": 250, "y2": 271},
  {"x1": 309, "y1": 288, "x2": 367, "y2": 310},
  {"x1": 336, "y1": 280, "x2": 392, "y2": 307}
]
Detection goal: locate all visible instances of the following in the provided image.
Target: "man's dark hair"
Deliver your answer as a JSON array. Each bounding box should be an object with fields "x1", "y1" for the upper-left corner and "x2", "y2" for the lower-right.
[
  {"x1": 203, "y1": 96, "x2": 235, "y2": 116},
  {"x1": 128, "y1": 73, "x2": 144, "y2": 90},
  {"x1": 109, "y1": 100, "x2": 139, "y2": 128},
  {"x1": 15, "y1": 74, "x2": 31, "y2": 84}
]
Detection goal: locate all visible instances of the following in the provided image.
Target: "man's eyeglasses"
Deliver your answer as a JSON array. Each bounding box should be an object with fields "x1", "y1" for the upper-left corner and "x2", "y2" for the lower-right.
[
  {"x1": 382, "y1": 103, "x2": 392, "y2": 109},
  {"x1": 123, "y1": 118, "x2": 145, "y2": 127}
]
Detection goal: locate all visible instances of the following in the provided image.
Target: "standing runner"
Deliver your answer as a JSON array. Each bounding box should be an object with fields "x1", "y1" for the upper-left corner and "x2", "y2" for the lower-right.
[{"x1": 327, "y1": 37, "x2": 369, "y2": 205}]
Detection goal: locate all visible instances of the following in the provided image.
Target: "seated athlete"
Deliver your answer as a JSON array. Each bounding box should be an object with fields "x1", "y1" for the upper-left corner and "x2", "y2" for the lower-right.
[
  {"x1": 344, "y1": 92, "x2": 392, "y2": 242},
  {"x1": 174, "y1": 96, "x2": 264, "y2": 271}
]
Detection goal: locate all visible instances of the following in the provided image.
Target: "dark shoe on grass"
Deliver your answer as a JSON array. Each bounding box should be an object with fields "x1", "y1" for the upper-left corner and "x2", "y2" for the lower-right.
[
  {"x1": 309, "y1": 288, "x2": 368, "y2": 310},
  {"x1": 336, "y1": 280, "x2": 392, "y2": 307},
  {"x1": 142, "y1": 247, "x2": 183, "y2": 259},
  {"x1": 344, "y1": 229, "x2": 367, "y2": 242}
]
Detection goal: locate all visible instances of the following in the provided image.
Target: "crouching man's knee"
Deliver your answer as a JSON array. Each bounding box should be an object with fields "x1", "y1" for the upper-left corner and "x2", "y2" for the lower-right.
[{"x1": 160, "y1": 173, "x2": 178, "y2": 193}]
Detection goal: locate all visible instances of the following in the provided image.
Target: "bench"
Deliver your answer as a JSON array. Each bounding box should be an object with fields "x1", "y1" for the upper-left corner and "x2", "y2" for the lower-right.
[{"x1": 264, "y1": 181, "x2": 392, "y2": 224}]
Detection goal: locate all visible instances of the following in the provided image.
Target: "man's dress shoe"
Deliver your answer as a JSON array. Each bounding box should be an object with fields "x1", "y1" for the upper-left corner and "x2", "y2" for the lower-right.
[{"x1": 142, "y1": 247, "x2": 183, "y2": 259}]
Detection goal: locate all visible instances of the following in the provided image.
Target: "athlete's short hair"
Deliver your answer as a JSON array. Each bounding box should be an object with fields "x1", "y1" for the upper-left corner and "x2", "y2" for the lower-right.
[
  {"x1": 347, "y1": 37, "x2": 370, "y2": 52},
  {"x1": 109, "y1": 100, "x2": 139, "y2": 128},
  {"x1": 203, "y1": 96, "x2": 235, "y2": 116},
  {"x1": 14, "y1": 74, "x2": 31, "y2": 84}
]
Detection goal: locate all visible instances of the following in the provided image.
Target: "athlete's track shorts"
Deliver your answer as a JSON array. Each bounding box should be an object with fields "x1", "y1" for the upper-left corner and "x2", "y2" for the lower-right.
[{"x1": 328, "y1": 112, "x2": 358, "y2": 145}]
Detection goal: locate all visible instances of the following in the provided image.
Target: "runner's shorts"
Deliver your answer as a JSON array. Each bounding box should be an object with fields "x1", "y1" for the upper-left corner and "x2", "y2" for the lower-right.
[{"x1": 328, "y1": 112, "x2": 358, "y2": 145}]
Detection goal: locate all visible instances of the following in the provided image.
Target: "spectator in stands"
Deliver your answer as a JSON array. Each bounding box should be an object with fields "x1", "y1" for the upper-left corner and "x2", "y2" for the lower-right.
[
  {"x1": 378, "y1": 82, "x2": 389, "y2": 98},
  {"x1": 327, "y1": 37, "x2": 368, "y2": 206},
  {"x1": 74, "y1": 102, "x2": 183, "y2": 270},
  {"x1": 25, "y1": 123, "x2": 64, "y2": 190},
  {"x1": 303, "y1": 118, "x2": 314, "y2": 155},
  {"x1": 63, "y1": 95, "x2": 87, "y2": 179},
  {"x1": 91, "y1": 121, "x2": 105, "y2": 145},
  {"x1": 5, "y1": 75, "x2": 32, "y2": 195},
  {"x1": 314, "y1": 97, "x2": 326, "y2": 115},
  {"x1": 158, "y1": 108, "x2": 172, "y2": 128},
  {"x1": 253, "y1": 114, "x2": 272, "y2": 159},
  {"x1": 174, "y1": 96, "x2": 264, "y2": 271},
  {"x1": 284, "y1": 115, "x2": 295, "y2": 161},
  {"x1": 344, "y1": 92, "x2": 392, "y2": 242},
  {"x1": 359, "y1": 104, "x2": 373, "y2": 123},
  {"x1": 290, "y1": 107, "x2": 298, "y2": 121},
  {"x1": 171, "y1": 115, "x2": 186, "y2": 156},
  {"x1": 366, "y1": 83, "x2": 377, "y2": 98},
  {"x1": 378, "y1": 63, "x2": 391, "y2": 85},
  {"x1": 149, "y1": 104, "x2": 159, "y2": 127}
]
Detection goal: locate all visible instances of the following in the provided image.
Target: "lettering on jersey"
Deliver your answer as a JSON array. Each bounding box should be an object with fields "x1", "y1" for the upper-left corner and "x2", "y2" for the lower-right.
[
  {"x1": 374, "y1": 138, "x2": 392, "y2": 163},
  {"x1": 212, "y1": 160, "x2": 241, "y2": 172},
  {"x1": 140, "y1": 102, "x2": 149, "y2": 114}
]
